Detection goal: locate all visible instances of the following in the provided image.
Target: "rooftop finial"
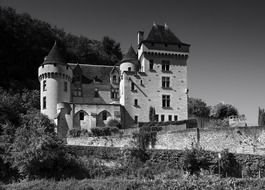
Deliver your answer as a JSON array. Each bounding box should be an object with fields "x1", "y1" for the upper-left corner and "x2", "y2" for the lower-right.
[
  {"x1": 153, "y1": 22, "x2": 157, "y2": 27},
  {"x1": 164, "y1": 23, "x2": 169, "y2": 30}
]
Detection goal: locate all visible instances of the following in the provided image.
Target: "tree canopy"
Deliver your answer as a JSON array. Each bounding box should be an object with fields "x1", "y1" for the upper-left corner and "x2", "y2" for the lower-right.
[
  {"x1": 188, "y1": 97, "x2": 211, "y2": 118},
  {"x1": 0, "y1": 6, "x2": 122, "y2": 91},
  {"x1": 211, "y1": 103, "x2": 238, "y2": 120}
]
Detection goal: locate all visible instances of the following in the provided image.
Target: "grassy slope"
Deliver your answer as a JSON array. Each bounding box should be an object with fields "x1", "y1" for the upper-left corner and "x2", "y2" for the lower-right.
[{"x1": 3, "y1": 177, "x2": 265, "y2": 190}]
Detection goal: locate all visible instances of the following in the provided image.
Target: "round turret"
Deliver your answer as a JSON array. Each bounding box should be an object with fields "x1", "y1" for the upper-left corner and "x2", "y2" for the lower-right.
[
  {"x1": 38, "y1": 41, "x2": 73, "y2": 120},
  {"x1": 120, "y1": 46, "x2": 139, "y2": 73}
]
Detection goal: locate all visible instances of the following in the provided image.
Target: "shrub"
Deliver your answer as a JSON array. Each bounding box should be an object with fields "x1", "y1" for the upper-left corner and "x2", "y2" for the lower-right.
[
  {"x1": 133, "y1": 124, "x2": 163, "y2": 150},
  {"x1": 119, "y1": 147, "x2": 149, "y2": 176},
  {"x1": 106, "y1": 119, "x2": 120, "y2": 128},
  {"x1": 91, "y1": 127, "x2": 120, "y2": 136},
  {"x1": 180, "y1": 147, "x2": 210, "y2": 175},
  {"x1": 219, "y1": 149, "x2": 240, "y2": 177},
  {"x1": 68, "y1": 128, "x2": 81, "y2": 137}
]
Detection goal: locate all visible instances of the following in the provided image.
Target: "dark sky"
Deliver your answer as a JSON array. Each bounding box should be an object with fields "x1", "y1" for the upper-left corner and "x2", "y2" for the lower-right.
[{"x1": 1, "y1": 0, "x2": 265, "y2": 124}]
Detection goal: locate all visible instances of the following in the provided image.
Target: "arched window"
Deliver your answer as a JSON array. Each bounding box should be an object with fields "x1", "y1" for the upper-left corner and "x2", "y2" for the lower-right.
[
  {"x1": 79, "y1": 112, "x2": 84, "y2": 120},
  {"x1": 113, "y1": 75, "x2": 117, "y2": 83},
  {"x1": 102, "y1": 111, "x2": 107, "y2": 120}
]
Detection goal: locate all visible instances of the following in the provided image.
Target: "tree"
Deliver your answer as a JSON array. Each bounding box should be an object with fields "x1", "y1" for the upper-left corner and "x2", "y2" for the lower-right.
[
  {"x1": 8, "y1": 113, "x2": 85, "y2": 180},
  {"x1": 188, "y1": 97, "x2": 210, "y2": 118},
  {"x1": 211, "y1": 103, "x2": 238, "y2": 120},
  {"x1": 149, "y1": 106, "x2": 156, "y2": 122},
  {"x1": 258, "y1": 107, "x2": 265, "y2": 126}
]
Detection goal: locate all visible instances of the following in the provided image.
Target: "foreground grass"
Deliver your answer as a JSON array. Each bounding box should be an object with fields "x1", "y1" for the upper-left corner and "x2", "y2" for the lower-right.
[{"x1": 2, "y1": 176, "x2": 265, "y2": 190}]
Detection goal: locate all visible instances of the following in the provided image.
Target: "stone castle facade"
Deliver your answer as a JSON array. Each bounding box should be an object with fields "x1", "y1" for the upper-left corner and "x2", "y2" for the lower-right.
[{"x1": 38, "y1": 23, "x2": 190, "y2": 137}]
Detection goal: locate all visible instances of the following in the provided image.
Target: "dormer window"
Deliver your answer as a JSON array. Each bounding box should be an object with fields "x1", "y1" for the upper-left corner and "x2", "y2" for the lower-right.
[
  {"x1": 94, "y1": 89, "x2": 99, "y2": 97},
  {"x1": 113, "y1": 75, "x2": 117, "y2": 83},
  {"x1": 111, "y1": 89, "x2": 119, "y2": 99},
  {"x1": 74, "y1": 87, "x2": 82, "y2": 97}
]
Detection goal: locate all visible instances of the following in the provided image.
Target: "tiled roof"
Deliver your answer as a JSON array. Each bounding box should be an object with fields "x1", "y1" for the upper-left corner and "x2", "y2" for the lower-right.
[
  {"x1": 42, "y1": 41, "x2": 67, "y2": 65},
  {"x1": 69, "y1": 63, "x2": 115, "y2": 84},
  {"x1": 143, "y1": 24, "x2": 189, "y2": 46}
]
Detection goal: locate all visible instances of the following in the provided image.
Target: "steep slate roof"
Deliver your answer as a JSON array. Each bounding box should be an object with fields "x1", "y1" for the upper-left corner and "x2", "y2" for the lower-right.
[
  {"x1": 144, "y1": 24, "x2": 189, "y2": 46},
  {"x1": 120, "y1": 46, "x2": 139, "y2": 66},
  {"x1": 69, "y1": 63, "x2": 115, "y2": 84},
  {"x1": 42, "y1": 41, "x2": 67, "y2": 65}
]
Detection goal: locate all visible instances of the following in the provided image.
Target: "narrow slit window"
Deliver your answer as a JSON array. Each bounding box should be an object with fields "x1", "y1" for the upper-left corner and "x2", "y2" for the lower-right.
[{"x1": 43, "y1": 97, "x2": 46, "y2": 109}]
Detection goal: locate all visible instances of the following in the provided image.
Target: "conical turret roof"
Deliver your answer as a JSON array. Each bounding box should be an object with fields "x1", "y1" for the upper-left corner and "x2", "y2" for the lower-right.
[
  {"x1": 120, "y1": 46, "x2": 138, "y2": 65},
  {"x1": 42, "y1": 41, "x2": 67, "y2": 65}
]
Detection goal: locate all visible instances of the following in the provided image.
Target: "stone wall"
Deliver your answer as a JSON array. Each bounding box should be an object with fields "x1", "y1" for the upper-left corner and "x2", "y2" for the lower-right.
[
  {"x1": 67, "y1": 135, "x2": 132, "y2": 147},
  {"x1": 155, "y1": 126, "x2": 265, "y2": 155},
  {"x1": 67, "y1": 126, "x2": 265, "y2": 155}
]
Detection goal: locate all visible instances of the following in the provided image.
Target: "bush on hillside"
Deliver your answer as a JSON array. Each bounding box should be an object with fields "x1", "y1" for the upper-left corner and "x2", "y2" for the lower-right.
[
  {"x1": 180, "y1": 147, "x2": 211, "y2": 175},
  {"x1": 8, "y1": 113, "x2": 90, "y2": 180}
]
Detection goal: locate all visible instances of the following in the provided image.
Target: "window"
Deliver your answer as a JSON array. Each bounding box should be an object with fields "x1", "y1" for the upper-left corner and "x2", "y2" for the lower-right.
[
  {"x1": 43, "y1": 80, "x2": 47, "y2": 91},
  {"x1": 128, "y1": 67, "x2": 131, "y2": 71},
  {"x1": 174, "y1": 115, "x2": 178, "y2": 121},
  {"x1": 149, "y1": 59, "x2": 154, "y2": 70},
  {"x1": 43, "y1": 97, "x2": 46, "y2": 109},
  {"x1": 140, "y1": 80, "x2": 143, "y2": 86},
  {"x1": 168, "y1": 115, "x2": 172, "y2": 121},
  {"x1": 64, "y1": 81, "x2": 67, "y2": 92},
  {"x1": 131, "y1": 81, "x2": 135, "y2": 91},
  {"x1": 102, "y1": 112, "x2": 107, "y2": 120},
  {"x1": 111, "y1": 89, "x2": 118, "y2": 99},
  {"x1": 134, "y1": 116, "x2": 138, "y2": 123},
  {"x1": 162, "y1": 95, "x2": 170, "y2": 108},
  {"x1": 155, "y1": 115, "x2": 159, "y2": 121},
  {"x1": 94, "y1": 89, "x2": 99, "y2": 97},
  {"x1": 162, "y1": 77, "x2": 170, "y2": 88},
  {"x1": 162, "y1": 60, "x2": 170, "y2": 71},
  {"x1": 79, "y1": 112, "x2": 84, "y2": 120},
  {"x1": 113, "y1": 75, "x2": 117, "y2": 83},
  {"x1": 134, "y1": 99, "x2": 138, "y2": 106},
  {"x1": 161, "y1": 115, "x2": 164, "y2": 121},
  {"x1": 74, "y1": 87, "x2": 82, "y2": 97}
]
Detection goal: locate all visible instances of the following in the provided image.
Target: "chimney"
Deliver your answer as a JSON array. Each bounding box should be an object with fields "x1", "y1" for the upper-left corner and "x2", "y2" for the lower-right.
[{"x1": 137, "y1": 31, "x2": 144, "y2": 46}]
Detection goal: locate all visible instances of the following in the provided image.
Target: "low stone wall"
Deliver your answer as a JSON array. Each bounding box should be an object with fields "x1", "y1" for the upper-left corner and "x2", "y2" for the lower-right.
[
  {"x1": 67, "y1": 135, "x2": 132, "y2": 147},
  {"x1": 67, "y1": 126, "x2": 265, "y2": 155},
  {"x1": 155, "y1": 126, "x2": 265, "y2": 155}
]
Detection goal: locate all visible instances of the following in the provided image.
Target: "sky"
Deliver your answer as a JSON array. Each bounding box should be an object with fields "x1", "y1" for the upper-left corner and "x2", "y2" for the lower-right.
[{"x1": 1, "y1": 0, "x2": 265, "y2": 125}]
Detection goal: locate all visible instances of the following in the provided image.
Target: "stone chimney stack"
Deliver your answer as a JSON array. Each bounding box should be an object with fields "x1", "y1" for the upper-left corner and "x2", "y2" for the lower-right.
[{"x1": 137, "y1": 31, "x2": 144, "y2": 46}]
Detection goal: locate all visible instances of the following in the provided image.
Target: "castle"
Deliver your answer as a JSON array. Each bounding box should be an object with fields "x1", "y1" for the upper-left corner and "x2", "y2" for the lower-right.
[{"x1": 38, "y1": 23, "x2": 190, "y2": 137}]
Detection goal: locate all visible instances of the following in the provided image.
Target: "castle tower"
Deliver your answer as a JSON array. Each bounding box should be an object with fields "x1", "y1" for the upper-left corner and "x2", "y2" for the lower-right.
[
  {"x1": 136, "y1": 23, "x2": 190, "y2": 121},
  {"x1": 120, "y1": 24, "x2": 190, "y2": 126},
  {"x1": 119, "y1": 46, "x2": 139, "y2": 73},
  {"x1": 38, "y1": 41, "x2": 73, "y2": 120},
  {"x1": 119, "y1": 46, "x2": 139, "y2": 106}
]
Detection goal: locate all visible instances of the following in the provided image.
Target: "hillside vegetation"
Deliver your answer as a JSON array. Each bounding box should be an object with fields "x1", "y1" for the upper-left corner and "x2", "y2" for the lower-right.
[{"x1": 0, "y1": 6, "x2": 122, "y2": 90}]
